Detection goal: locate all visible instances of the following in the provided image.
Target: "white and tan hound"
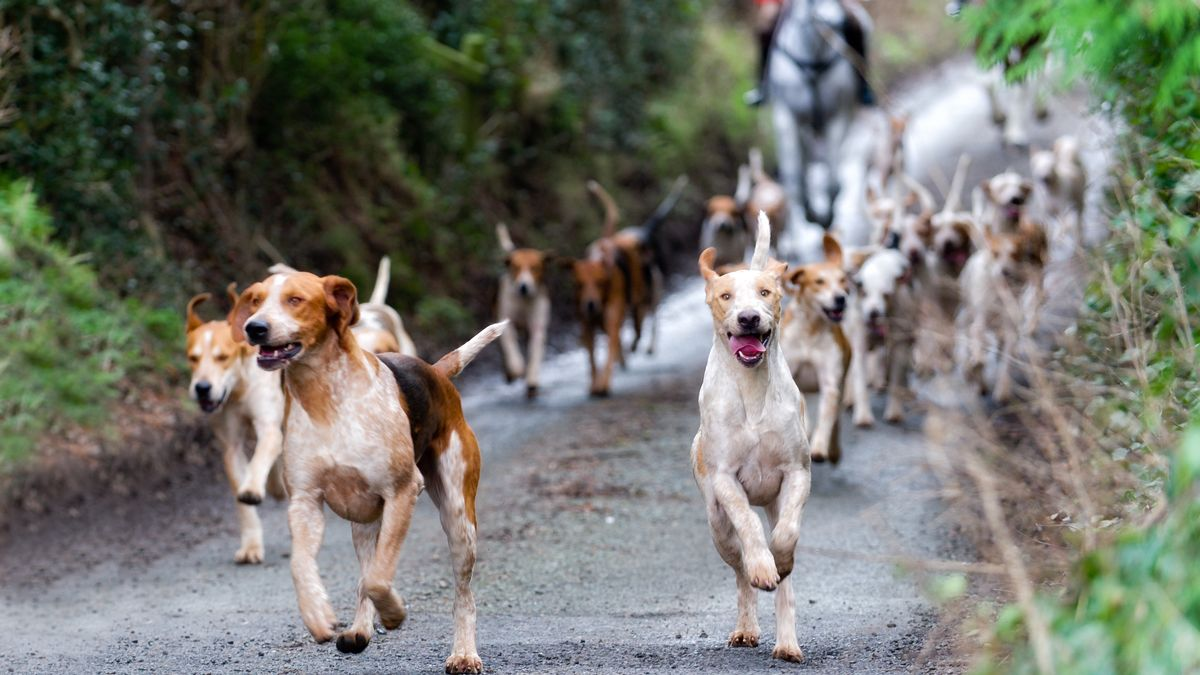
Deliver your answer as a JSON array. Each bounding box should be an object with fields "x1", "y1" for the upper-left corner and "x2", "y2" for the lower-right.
[
  {"x1": 692, "y1": 212, "x2": 812, "y2": 663},
  {"x1": 184, "y1": 287, "x2": 285, "y2": 564}
]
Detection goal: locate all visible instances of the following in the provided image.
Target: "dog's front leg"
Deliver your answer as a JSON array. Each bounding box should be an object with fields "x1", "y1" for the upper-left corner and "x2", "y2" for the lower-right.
[
  {"x1": 703, "y1": 493, "x2": 760, "y2": 647},
  {"x1": 288, "y1": 494, "x2": 338, "y2": 642},
  {"x1": 337, "y1": 520, "x2": 382, "y2": 654},
  {"x1": 525, "y1": 295, "x2": 550, "y2": 398},
  {"x1": 884, "y1": 337, "x2": 911, "y2": 424},
  {"x1": 582, "y1": 324, "x2": 598, "y2": 395},
  {"x1": 215, "y1": 419, "x2": 263, "y2": 564},
  {"x1": 498, "y1": 303, "x2": 525, "y2": 383},
  {"x1": 363, "y1": 479, "x2": 420, "y2": 630},
  {"x1": 237, "y1": 417, "x2": 283, "y2": 505},
  {"x1": 596, "y1": 302, "x2": 624, "y2": 396},
  {"x1": 849, "y1": 327, "x2": 875, "y2": 427},
  {"x1": 711, "y1": 472, "x2": 777, "y2": 590},
  {"x1": 993, "y1": 323, "x2": 1016, "y2": 404},
  {"x1": 810, "y1": 358, "x2": 843, "y2": 463}
]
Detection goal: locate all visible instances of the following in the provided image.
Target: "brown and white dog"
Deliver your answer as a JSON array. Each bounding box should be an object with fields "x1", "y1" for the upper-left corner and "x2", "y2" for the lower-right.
[
  {"x1": 1030, "y1": 135, "x2": 1086, "y2": 248},
  {"x1": 974, "y1": 169, "x2": 1034, "y2": 236},
  {"x1": 747, "y1": 147, "x2": 788, "y2": 241},
  {"x1": 230, "y1": 270, "x2": 504, "y2": 671},
  {"x1": 959, "y1": 223, "x2": 1048, "y2": 403},
  {"x1": 700, "y1": 165, "x2": 752, "y2": 269},
  {"x1": 693, "y1": 212, "x2": 812, "y2": 663},
  {"x1": 495, "y1": 223, "x2": 550, "y2": 398},
  {"x1": 781, "y1": 234, "x2": 851, "y2": 463},
  {"x1": 845, "y1": 248, "x2": 915, "y2": 425},
  {"x1": 270, "y1": 257, "x2": 417, "y2": 356},
  {"x1": 567, "y1": 178, "x2": 684, "y2": 395},
  {"x1": 185, "y1": 288, "x2": 285, "y2": 564}
]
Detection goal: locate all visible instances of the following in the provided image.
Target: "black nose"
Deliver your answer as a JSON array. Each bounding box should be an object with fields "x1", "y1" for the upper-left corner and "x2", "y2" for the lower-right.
[
  {"x1": 737, "y1": 312, "x2": 760, "y2": 331},
  {"x1": 1009, "y1": 195, "x2": 1025, "y2": 206},
  {"x1": 833, "y1": 295, "x2": 846, "y2": 310},
  {"x1": 194, "y1": 381, "x2": 212, "y2": 398},
  {"x1": 585, "y1": 300, "x2": 599, "y2": 316},
  {"x1": 245, "y1": 320, "x2": 269, "y2": 344},
  {"x1": 869, "y1": 308, "x2": 882, "y2": 321},
  {"x1": 518, "y1": 283, "x2": 531, "y2": 298}
]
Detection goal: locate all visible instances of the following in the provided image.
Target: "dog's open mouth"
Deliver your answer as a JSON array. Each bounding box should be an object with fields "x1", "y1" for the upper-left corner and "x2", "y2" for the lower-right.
[
  {"x1": 1004, "y1": 205, "x2": 1022, "y2": 222},
  {"x1": 197, "y1": 396, "x2": 224, "y2": 414},
  {"x1": 941, "y1": 241, "x2": 971, "y2": 271},
  {"x1": 728, "y1": 331, "x2": 770, "y2": 367},
  {"x1": 257, "y1": 342, "x2": 302, "y2": 370},
  {"x1": 822, "y1": 306, "x2": 845, "y2": 323}
]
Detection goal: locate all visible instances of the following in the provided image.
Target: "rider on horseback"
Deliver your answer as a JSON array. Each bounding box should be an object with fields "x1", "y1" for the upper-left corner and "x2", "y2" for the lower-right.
[{"x1": 745, "y1": 0, "x2": 874, "y2": 108}]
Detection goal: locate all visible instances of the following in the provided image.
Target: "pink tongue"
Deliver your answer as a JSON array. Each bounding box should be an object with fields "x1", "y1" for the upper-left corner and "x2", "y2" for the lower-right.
[{"x1": 729, "y1": 335, "x2": 765, "y2": 358}]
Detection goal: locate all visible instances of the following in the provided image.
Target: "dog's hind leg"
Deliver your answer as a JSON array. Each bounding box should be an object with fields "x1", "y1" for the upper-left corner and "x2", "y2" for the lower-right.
[
  {"x1": 426, "y1": 430, "x2": 484, "y2": 674},
  {"x1": 216, "y1": 421, "x2": 264, "y2": 564},
  {"x1": 363, "y1": 480, "x2": 420, "y2": 631},
  {"x1": 337, "y1": 521, "x2": 382, "y2": 653}
]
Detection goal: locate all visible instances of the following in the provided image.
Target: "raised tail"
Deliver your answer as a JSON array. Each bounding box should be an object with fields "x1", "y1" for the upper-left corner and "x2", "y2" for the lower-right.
[
  {"x1": 641, "y1": 174, "x2": 689, "y2": 240},
  {"x1": 587, "y1": 179, "x2": 620, "y2": 238},
  {"x1": 749, "y1": 211, "x2": 772, "y2": 271},
  {"x1": 900, "y1": 172, "x2": 936, "y2": 217},
  {"x1": 368, "y1": 256, "x2": 391, "y2": 306},
  {"x1": 942, "y1": 154, "x2": 972, "y2": 213},
  {"x1": 748, "y1": 147, "x2": 768, "y2": 183},
  {"x1": 433, "y1": 320, "x2": 509, "y2": 379}
]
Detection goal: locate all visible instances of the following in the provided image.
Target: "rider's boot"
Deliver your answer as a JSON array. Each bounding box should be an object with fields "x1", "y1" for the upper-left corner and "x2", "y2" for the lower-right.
[{"x1": 744, "y1": 30, "x2": 773, "y2": 107}]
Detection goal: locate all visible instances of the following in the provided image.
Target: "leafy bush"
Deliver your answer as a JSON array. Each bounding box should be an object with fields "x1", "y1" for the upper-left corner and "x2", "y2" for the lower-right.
[
  {"x1": 0, "y1": 180, "x2": 179, "y2": 467},
  {"x1": 958, "y1": 2, "x2": 1200, "y2": 671}
]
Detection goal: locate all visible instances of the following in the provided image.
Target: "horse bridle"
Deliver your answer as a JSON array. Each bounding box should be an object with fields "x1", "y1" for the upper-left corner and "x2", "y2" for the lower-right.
[{"x1": 771, "y1": 0, "x2": 846, "y2": 132}]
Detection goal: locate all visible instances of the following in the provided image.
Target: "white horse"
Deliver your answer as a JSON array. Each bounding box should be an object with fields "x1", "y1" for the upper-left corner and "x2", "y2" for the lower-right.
[{"x1": 768, "y1": 0, "x2": 869, "y2": 259}]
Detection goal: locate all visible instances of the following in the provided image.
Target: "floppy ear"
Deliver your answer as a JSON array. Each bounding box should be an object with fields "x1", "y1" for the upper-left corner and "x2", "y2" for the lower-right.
[
  {"x1": 822, "y1": 234, "x2": 844, "y2": 266},
  {"x1": 786, "y1": 266, "x2": 806, "y2": 290},
  {"x1": 698, "y1": 247, "x2": 719, "y2": 283},
  {"x1": 227, "y1": 284, "x2": 260, "y2": 344},
  {"x1": 1020, "y1": 179, "x2": 1034, "y2": 199},
  {"x1": 186, "y1": 293, "x2": 212, "y2": 332},
  {"x1": 323, "y1": 275, "x2": 359, "y2": 339},
  {"x1": 225, "y1": 282, "x2": 239, "y2": 309}
]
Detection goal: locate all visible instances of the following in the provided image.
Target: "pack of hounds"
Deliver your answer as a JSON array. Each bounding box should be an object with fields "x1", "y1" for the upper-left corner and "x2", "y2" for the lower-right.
[{"x1": 182, "y1": 124, "x2": 1085, "y2": 671}]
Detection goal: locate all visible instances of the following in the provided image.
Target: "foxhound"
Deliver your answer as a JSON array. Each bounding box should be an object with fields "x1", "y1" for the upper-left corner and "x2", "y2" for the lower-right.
[
  {"x1": 495, "y1": 223, "x2": 550, "y2": 398},
  {"x1": 692, "y1": 212, "x2": 812, "y2": 663},
  {"x1": 185, "y1": 288, "x2": 285, "y2": 564},
  {"x1": 231, "y1": 270, "x2": 504, "y2": 672},
  {"x1": 781, "y1": 233, "x2": 851, "y2": 464}
]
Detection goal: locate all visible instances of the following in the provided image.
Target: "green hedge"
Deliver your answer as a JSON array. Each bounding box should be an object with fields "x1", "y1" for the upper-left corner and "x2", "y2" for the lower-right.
[{"x1": 0, "y1": 180, "x2": 179, "y2": 466}]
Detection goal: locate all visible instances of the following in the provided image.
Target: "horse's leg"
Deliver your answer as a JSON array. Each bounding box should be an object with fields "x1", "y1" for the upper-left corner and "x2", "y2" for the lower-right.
[{"x1": 772, "y1": 103, "x2": 806, "y2": 233}]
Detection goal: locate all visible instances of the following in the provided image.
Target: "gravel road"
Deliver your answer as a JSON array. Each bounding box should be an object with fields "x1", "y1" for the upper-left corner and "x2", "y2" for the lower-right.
[{"x1": 0, "y1": 57, "x2": 1101, "y2": 674}]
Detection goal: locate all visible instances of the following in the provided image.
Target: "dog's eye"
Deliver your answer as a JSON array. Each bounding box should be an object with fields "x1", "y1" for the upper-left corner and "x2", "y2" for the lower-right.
[
  {"x1": 759, "y1": 289, "x2": 770, "y2": 297},
  {"x1": 287, "y1": 296, "x2": 303, "y2": 307},
  {"x1": 216, "y1": 354, "x2": 229, "y2": 363},
  {"x1": 188, "y1": 355, "x2": 199, "y2": 364},
  {"x1": 815, "y1": 278, "x2": 825, "y2": 286},
  {"x1": 721, "y1": 292, "x2": 732, "y2": 301}
]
